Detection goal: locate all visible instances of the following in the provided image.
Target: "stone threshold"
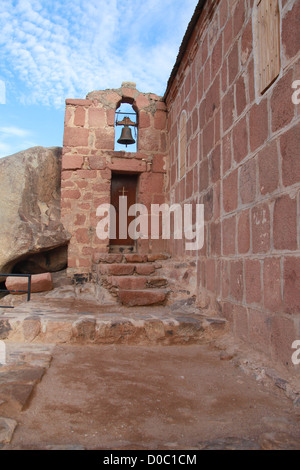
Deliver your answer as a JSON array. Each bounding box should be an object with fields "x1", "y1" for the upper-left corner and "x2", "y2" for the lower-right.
[{"x1": 0, "y1": 298, "x2": 226, "y2": 346}]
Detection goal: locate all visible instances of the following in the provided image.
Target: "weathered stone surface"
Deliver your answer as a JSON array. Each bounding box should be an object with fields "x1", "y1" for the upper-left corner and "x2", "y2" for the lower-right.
[
  {"x1": 110, "y1": 275, "x2": 147, "y2": 290},
  {"x1": 0, "y1": 146, "x2": 70, "y2": 275},
  {"x1": 92, "y1": 253, "x2": 123, "y2": 264},
  {"x1": 259, "y1": 432, "x2": 300, "y2": 450},
  {"x1": 147, "y1": 254, "x2": 170, "y2": 262},
  {"x1": 197, "y1": 437, "x2": 260, "y2": 450},
  {"x1": 0, "y1": 383, "x2": 34, "y2": 411},
  {"x1": 124, "y1": 254, "x2": 147, "y2": 263},
  {"x1": 0, "y1": 417, "x2": 18, "y2": 444},
  {"x1": 0, "y1": 320, "x2": 12, "y2": 340},
  {"x1": 6, "y1": 273, "x2": 53, "y2": 294},
  {"x1": 118, "y1": 289, "x2": 167, "y2": 306},
  {"x1": 22, "y1": 316, "x2": 42, "y2": 342},
  {"x1": 0, "y1": 367, "x2": 45, "y2": 385},
  {"x1": 100, "y1": 264, "x2": 135, "y2": 276}
]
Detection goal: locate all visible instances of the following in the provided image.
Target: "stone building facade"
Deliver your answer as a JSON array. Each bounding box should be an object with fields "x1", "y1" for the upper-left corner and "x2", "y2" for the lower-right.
[{"x1": 61, "y1": 0, "x2": 300, "y2": 371}]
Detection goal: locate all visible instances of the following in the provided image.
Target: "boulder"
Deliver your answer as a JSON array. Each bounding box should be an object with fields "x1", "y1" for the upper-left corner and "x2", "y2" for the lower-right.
[{"x1": 0, "y1": 147, "x2": 70, "y2": 277}]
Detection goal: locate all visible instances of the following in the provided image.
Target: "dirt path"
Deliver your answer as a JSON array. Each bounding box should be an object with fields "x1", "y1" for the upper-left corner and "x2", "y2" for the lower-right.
[{"x1": 3, "y1": 343, "x2": 300, "y2": 450}]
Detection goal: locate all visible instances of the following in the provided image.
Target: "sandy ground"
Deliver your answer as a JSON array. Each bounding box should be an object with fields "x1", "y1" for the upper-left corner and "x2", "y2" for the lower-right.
[{"x1": 2, "y1": 343, "x2": 300, "y2": 450}]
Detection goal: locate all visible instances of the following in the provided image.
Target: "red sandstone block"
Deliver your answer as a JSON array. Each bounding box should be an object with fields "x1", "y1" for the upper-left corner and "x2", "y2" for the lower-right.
[
  {"x1": 100, "y1": 264, "x2": 135, "y2": 276},
  {"x1": 222, "y1": 132, "x2": 232, "y2": 175},
  {"x1": 270, "y1": 315, "x2": 297, "y2": 368},
  {"x1": 249, "y1": 100, "x2": 268, "y2": 152},
  {"x1": 154, "y1": 110, "x2": 167, "y2": 130},
  {"x1": 211, "y1": 35, "x2": 222, "y2": 77},
  {"x1": 199, "y1": 158, "x2": 209, "y2": 192},
  {"x1": 239, "y1": 158, "x2": 256, "y2": 205},
  {"x1": 258, "y1": 140, "x2": 279, "y2": 195},
  {"x1": 61, "y1": 189, "x2": 81, "y2": 200},
  {"x1": 223, "y1": 169, "x2": 238, "y2": 213},
  {"x1": 125, "y1": 254, "x2": 147, "y2": 263},
  {"x1": 282, "y1": 0, "x2": 300, "y2": 60},
  {"x1": 74, "y1": 107, "x2": 86, "y2": 127},
  {"x1": 251, "y1": 203, "x2": 270, "y2": 253},
  {"x1": 94, "y1": 129, "x2": 114, "y2": 150},
  {"x1": 235, "y1": 75, "x2": 246, "y2": 116},
  {"x1": 219, "y1": 0, "x2": 228, "y2": 28},
  {"x1": 241, "y1": 19, "x2": 253, "y2": 65},
  {"x1": 221, "y1": 260, "x2": 230, "y2": 299},
  {"x1": 248, "y1": 308, "x2": 271, "y2": 354},
  {"x1": 88, "y1": 155, "x2": 107, "y2": 171},
  {"x1": 233, "y1": 304, "x2": 248, "y2": 343},
  {"x1": 263, "y1": 257, "x2": 282, "y2": 312},
  {"x1": 222, "y1": 87, "x2": 235, "y2": 132},
  {"x1": 206, "y1": 258, "x2": 216, "y2": 293},
  {"x1": 111, "y1": 276, "x2": 147, "y2": 290},
  {"x1": 233, "y1": 0, "x2": 245, "y2": 37},
  {"x1": 75, "y1": 180, "x2": 88, "y2": 190},
  {"x1": 77, "y1": 258, "x2": 91, "y2": 268},
  {"x1": 65, "y1": 99, "x2": 93, "y2": 106},
  {"x1": 88, "y1": 107, "x2": 106, "y2": 128},
  {"x1": 118, "y1": 289, "x2": 167, "y2": 306},
  {"x1": 107, "y1": 109, "x2": 115, "y2": 127},
  {"x1": 74, "y1": 213, "x2": 86, "y2": 226},
  {"x1": 139, "y1": 111, "x2": 151, "y2": 129},
  {"x1": 245, "y1": 259, "x2": 262, "y2": 305},
  {"x1": 108, "y1": 158, "x2": 146, "y2": 173},
  {"x1": 6, "y1": 273, "x2": 53, "y2": 294},
  {"x1": 280, "y1": 125, "x2": 300, "y2": 187},
  {"x1": 271, "y1": 70, "x2": 294, "y2": 133},
  {"x1": 283, "y1": 256, "x2": 300, "y2": 314},
  {"x1": 223, "y1": 15, "x2": 232, "y2": 56},
  {"x1": 75, "y1": 228, "x2": 89, "y2": 244},
  {"x1": 210, "y1": 221, "x2": 221, "y2": 256},
  {"x1": 228, "y1": 43, "x2": 239, "y2": 85},
  {"x1": 222, "y1": 215, "x2": 236, "y2": 255},
  {"x1": 135, "y1": 94, "x2": 150, "y2": 109},
  {"x1": 63, "y1": 127, "x2": 89, "y2": 147},
  {"x1": 238, "y1": 209, "x2": 250, "y2": 254},
  {"x1": 230, "y1": 260, "x2": 244, "y2": 301},
  {"x1": 273, "y1": 194, "x2": 297, "y2": 251},
  {"x1": 62, "y1": 154, "x2": 83, "y2": 170},
  {"x1": 233, "y1": 116, "x2": 248, "y2": 163},
  {"x1": 135, "y1": 264, "x2": 156, "y2": 275},
  {"x1": 92, "y1": 253, "x2": 122, "y2": 264},
  {"x1": 76, "y1": 169, "x2": 97, "y2": 179},
  {"x1": 138, "y1": 128, "x2": 160, "y2": 152}
]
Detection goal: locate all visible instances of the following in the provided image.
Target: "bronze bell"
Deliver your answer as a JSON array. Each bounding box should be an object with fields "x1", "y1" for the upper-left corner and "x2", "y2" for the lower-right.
[
  {"x1": 116, "y1": 116, "x2": 136, "y2": 147},
  {"x1": 117, "y1": 125, "x2": 135, "y2": 147}
]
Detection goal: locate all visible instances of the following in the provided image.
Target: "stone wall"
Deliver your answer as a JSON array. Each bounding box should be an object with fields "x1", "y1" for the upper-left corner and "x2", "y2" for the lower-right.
[
  {"x1": 61, "y1": 83, "x2": 168, "y2": 276},
  {"x1": 165, "y1": 0, "x2": 300, "y2": 370}
]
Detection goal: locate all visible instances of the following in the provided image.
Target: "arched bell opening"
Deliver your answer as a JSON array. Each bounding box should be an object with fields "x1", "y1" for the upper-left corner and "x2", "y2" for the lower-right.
[{"x1": 114, "y1": 100, "x2": 138, "y2": 152}]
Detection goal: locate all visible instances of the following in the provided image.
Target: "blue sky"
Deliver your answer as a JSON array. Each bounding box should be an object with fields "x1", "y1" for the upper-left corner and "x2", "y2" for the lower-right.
[{"x1": 0, "y1": 0, "x2": 198, "y2": 158}]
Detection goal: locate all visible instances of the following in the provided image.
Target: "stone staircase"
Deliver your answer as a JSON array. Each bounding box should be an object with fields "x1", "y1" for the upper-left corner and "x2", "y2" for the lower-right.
[{"x1": 92, "y1": 253, "x2": 172, "y2": 307}]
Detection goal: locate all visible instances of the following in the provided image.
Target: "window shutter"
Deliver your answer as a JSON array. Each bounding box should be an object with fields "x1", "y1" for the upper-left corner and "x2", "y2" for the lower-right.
[{"x1": 256, "y1": 0, "x2": 281, "y2": 94}]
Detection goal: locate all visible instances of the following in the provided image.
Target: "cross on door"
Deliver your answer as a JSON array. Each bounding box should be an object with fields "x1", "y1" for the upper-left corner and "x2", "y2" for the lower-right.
[{"x1": 119, "y1": 186, "x2": 128, "y2": 197}]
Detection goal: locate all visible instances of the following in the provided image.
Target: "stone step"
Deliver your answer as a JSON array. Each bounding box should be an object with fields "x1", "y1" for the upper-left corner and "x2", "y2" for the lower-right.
[
  {"x1": 118, "y1": 289, "x2": 168, "y2": 306},
  {"x1": 92, "y1": 252, "x2": 170, "y2": 265},
  {"x1": 110, "y1": 276, "x2": 168, "y2": 291},
  {"x1": 0, "y1": 299, "x2": 227, "y2": 345}
]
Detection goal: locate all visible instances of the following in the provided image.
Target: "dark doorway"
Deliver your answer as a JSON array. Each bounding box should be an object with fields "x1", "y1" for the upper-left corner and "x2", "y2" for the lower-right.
[{"x1": 110, "y1": 173, "x2": 138, "y2": 249}]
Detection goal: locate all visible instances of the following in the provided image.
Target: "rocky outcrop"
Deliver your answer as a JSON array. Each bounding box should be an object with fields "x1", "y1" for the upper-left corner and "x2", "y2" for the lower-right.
[{"x1": 0, "y1": 147, "x2": 70, "y2": 276}]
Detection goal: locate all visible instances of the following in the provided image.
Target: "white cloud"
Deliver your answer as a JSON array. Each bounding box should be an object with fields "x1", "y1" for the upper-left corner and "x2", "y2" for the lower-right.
[
  {"x1": 0, "y1": 0, "x2": 198, "y2": 108},
  {"x1": 0, "y1": 126, "x2": 34, "y2": 158},
  {"x1": 0, "y1": 126, "x2": 31, "y2": 137}
]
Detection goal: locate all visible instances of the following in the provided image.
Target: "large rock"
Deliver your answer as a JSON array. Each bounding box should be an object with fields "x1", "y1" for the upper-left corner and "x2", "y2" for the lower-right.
[{"x1": 0, "y1": 147, "x2": 70, "y2": 276}]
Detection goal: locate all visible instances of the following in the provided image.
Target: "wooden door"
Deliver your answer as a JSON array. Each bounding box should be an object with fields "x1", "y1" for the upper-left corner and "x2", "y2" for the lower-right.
[{"x1": 110, "y1": 173, "x2": 138, "y2": 246}]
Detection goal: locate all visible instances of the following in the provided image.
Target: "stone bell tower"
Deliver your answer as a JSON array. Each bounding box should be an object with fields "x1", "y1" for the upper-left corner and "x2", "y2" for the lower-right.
[{"x1": 61, "y1": 82, "x2": 168, "y2": 279}]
